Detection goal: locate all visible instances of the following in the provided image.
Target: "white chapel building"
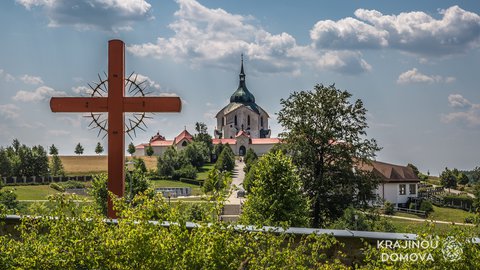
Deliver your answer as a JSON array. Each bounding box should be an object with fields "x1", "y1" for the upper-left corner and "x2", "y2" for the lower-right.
[{"x1": 134, "y1": 58, "x2": 280, "y2": 156}]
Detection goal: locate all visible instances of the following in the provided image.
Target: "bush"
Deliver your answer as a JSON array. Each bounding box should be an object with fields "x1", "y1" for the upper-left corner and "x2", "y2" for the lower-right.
[
  {"x1": 0, "y1": 189, "x2": 18, "y2": 210},
  {"x1": 50, "y1": 182, "x2": 65, "y2": 192},
  {"x1": 420, "y1": 200, "x2": 433, "y2": 214},
  {"x1": 383, "y1": 201, "x2": 395, "y2": 215},
  {"x1": 172, "y1": 164, "x2": 197, "y2": 180}
]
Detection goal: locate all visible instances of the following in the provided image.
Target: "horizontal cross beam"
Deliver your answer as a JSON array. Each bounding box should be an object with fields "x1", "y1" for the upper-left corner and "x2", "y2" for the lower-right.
[{"x1": 50, "y1": 97, "x2": 182, "y2": 113}]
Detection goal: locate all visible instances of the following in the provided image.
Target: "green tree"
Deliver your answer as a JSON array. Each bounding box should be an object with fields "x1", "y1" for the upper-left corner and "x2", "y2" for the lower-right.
[
  {"x1": 215, "y1": 146, "x2": 235, "y2": 172},
  {"x1": 0, "y1": 148, "x2": 12, "y2": 177},
  {"x1": 49, "y1": 144, "x2": 58, "y2": 156},
  {"x1": 145, "y1": 144, "x2": 154, "y2": 157},
  {"x1": 74, "y1": 143, "x2": 84, "y2": 155},
  {"x1": 212, "y1": 143, "x2": 225, "y2": 162},
  {"x1": 193, "y1": 122, "x2": 213, "y2": 157},
  {"x1": 331, "y1": 206, "x2": 395, "y2": 232},
  {"x1": 277, "y1": 84, "x2": 381, "y2": 227},
  {"x1": 457, "y1": 173, "x2": 470, "y2": 185},
  {"x1": 49, "y1": 155, "x2": 65, "y2": 176},
  {"x1": 407, "y1": 163, "x2": 420, "y2": 176},
  {"x1": 157, "y1": 147, "x2": 197, "y2": 180},
  {"x1": 243, "y1": 148, "x2": 258, "y2": 172},
  {"x1": 127, "y1": 142, "x2": 136, "y2": 156},
  {"x1": 202, "y1": 168, "x2": 230, "y2": 193},
  {"x1": 240, "y1": 151, "x2": 310, "y2": 227},
  {"x1": 94, "y1": 142, "x2": 104, "y2": 155},
  {"x1": 89, "y1": 174, "x2": 108, "y2": 215},
  {"x1": 440, "y1": 167, "x2": 457, "y2": 189},
  {"x1": 182, "y1": 141, "x2": 209, "y2": 168}
]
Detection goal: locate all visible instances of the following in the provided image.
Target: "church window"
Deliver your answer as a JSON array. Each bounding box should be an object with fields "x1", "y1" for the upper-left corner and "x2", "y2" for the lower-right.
[
  {"x1": 222, "y1": 117, "x2": 225, "y2": 126},
  {"x1": 235, "y1": 115, "x2": 237, "y2": 126},
  {"x1": 261, "y1": 117, "x2": 263, "y2": 127},
  {"x1": 247, "y1": 115, "x2": 250, "y2": 126},
  {"x1": 182, "y1": 141, "x2": 188, "y2": 147}
]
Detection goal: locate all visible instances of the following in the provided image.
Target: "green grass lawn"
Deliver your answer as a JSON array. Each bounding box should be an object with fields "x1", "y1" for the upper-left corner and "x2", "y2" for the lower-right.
[
  {"x1": 429, "y1": 205, "x2": 471, "y2": 223},
  {"x1": 4, "y1": 185, "x2": 62, "y2": 200},
  {"x1": 388, "y1": 218, "x2": 457, "y2": 234},
  {"x1": 197, "y1": 163, "x2": 214, "y2": 180}
]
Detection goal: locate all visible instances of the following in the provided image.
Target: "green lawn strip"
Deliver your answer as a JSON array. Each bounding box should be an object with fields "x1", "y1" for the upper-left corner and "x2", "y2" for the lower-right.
[
  {"x1": 197, "y1": 163, "x2": 214, "y2": 181},
  {"x1": 387, "y1": 218, "x2": 458, "y2": 235},
  {"x1": 429, "y1": 205, "x2": 471, "y2": 223},
  {"x1": 4, "y1": 185, "x2": 61, "y2": 200}
]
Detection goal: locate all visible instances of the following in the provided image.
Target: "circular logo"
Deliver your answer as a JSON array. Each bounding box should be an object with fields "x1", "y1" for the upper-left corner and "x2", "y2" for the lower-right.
[{"x1": 442, "y1": 237, "x2": 463, "y2": 262}]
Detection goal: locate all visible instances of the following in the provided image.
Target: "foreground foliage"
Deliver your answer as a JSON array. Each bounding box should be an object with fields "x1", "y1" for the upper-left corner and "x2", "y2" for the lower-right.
[{"x1": 1, "y1": 193, "x2": 480, "y2": 269}]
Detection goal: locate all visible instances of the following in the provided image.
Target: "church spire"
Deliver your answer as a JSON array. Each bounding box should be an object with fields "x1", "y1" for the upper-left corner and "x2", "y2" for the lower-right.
[
  {"x1": 230, "y1": 54, "x2": 255, "y2": 104},
  {"x1": 239, "y1": 53, "x2": 246, "y2": 83}
]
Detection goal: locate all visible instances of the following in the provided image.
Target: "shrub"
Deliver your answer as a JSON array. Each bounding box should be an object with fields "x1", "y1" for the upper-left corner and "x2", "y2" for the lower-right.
[
  {"x1": 420, "y1": 200, "x2": 433, "y2": 214},
  {"x1": 383, "y1": 201, "x2": 395, "y2": 215},
  {"x1": 50, "y1": 182, "x2": 65, "y2": 192},
  {"x1": 172, "y1": 164, "x2": 197, "y2": 180}
]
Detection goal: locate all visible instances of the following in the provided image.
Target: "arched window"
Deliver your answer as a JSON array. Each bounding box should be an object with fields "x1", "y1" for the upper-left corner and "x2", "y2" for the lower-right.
[
  {"x1": 234, "y1": 115, "x2": 237, "y2": 126},
  {"x1": 247, "y1": 115, "x2": 250, "y2": 126},
  {"x1": 222, "y1": 117, "x2": 225, "y2": 126},
  {"x1": 182, "y1": 141, "x2": 188, "y2": 147},
  {"x1": 260, "y1": 117, "x2": 263, "y2": 127}
]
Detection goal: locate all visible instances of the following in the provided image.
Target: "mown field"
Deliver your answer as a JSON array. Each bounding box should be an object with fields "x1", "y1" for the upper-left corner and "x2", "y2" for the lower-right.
[{"x1": 54, "y1": 155, "x2": 158, "y2": 175}]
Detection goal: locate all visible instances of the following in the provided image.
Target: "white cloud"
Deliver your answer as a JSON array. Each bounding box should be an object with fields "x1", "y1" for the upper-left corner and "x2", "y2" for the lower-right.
[
  {"x1": 19, "y1": 74, "x2": 44, "y2": 85},
  {"x1": 16, "y1": 0, "x2": 153, "y2": 32},
  {"x1": 397, "y1": 68, "x2": 455, "y2": 84},
  {"x1": 72, "y1": 86, "x2": 92, "y2": 96},
  {"x1": 0, "y1": 69, "x2": 15, "y2": 82},
  {"x1": 0, "y1": 104, "x2": 20, "y2": 119},
  {"x1": 128, "y1": 0, "x2": 371, "y2": 75},
  {"x1": 13, "y1": 86, "x2": 67, "y2": 102},
  {"x1": 442, "y1": 95, "x2": 480, "y2": 127},
  {"x1": 133, "y1": 74, "x2": 161, "y2": 91},
  {"x1": 311, "y1": 6, "x2": 480, "y2": 57},
  {"x1": 448, "y1": 94, "x2": 471, "y2": 108}
]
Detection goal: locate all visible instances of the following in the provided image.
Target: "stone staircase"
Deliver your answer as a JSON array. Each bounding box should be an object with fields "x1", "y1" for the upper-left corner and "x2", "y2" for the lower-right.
[{"x1": 220, "y1": 204, "x2": 241, "y2": 222}]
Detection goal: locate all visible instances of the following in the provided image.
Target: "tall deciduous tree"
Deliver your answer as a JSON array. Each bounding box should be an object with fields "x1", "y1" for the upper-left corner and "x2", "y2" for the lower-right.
[
  {"x1": 50, "y1": 155, "x2": 65, "y2": 176},
  {"x1": 240, "y1": 151, "x2": 309, "y2": 227},
  {"x1": 440, "y1": 167, "x2": 457, "y2": 189},
  {"x1": 277, "y1": 84, "x2": 381, "y2": 227},
  {"x1": 95, "y1": 142, "x2": 104, "y2": 155},
  {"x1": 194, "y1": 122, "x2": 213, "y2": 157},
  {"x1": 74, "y1": 143, "x2": 84, "y2": 155}
]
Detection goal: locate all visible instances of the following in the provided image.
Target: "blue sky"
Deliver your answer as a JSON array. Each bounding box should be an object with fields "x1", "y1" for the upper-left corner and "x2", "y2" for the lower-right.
[{"x1": 1, "y1": 0, "x2": 480, "y2": 175}]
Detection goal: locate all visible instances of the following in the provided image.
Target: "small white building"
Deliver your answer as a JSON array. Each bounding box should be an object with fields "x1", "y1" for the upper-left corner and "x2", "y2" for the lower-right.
[{"x1": 359, "y1": 161, "x2": 420, "y2": 207}]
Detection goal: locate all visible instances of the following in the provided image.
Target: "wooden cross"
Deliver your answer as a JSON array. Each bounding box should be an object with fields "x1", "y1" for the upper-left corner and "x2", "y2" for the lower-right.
[{"x1": 50, "y1": 40, "x2": 182, "y2": 218}]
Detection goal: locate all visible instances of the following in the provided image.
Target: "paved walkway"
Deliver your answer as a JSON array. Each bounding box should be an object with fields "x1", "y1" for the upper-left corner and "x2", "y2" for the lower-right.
[
  {"x1": 381, "y1": 214, "x2": 474, "y2": 227},
  {"x1": 226, "y1": 159, "x2": 245, "y2": 205}
]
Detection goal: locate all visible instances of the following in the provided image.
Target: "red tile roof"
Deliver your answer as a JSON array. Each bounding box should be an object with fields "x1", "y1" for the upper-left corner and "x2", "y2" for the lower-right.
[
  {"x1": 212, "y1": 138, "x2": 237, "y2": 145},
  {"x1": 151, "y1": 140, "x2": 174, "y2": 146},
  {"x1": 174, "y1": 129, "x2": 193, "y2": 144},
  {"x1": 251, "y1": 138, "x2": 281, "y2": 145}
]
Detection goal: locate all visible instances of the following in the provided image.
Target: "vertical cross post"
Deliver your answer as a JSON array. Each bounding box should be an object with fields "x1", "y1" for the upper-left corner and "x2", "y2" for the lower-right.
[{"x1": 107, "y1": 40, "x2": 125, "y2": 218}]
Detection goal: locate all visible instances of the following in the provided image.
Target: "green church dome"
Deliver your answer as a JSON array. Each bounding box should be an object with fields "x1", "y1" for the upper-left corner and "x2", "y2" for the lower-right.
[{"x1": 230, "y1": 56, "x2": 255, "y2": 104}]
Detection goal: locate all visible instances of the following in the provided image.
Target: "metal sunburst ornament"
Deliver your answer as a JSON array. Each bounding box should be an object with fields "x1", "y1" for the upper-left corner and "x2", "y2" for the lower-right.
[{"x1": 86, "y1": 72, "x2": 154, "y2": 140}]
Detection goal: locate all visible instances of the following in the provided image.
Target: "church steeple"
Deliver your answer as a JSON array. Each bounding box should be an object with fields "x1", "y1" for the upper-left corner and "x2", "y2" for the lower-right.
[
  {"x1": 230, "y1": 54, "x2": 255, "y2": 104},
  {"x1": 239, "y1": 54, "x2": 245, "y2": 83}
]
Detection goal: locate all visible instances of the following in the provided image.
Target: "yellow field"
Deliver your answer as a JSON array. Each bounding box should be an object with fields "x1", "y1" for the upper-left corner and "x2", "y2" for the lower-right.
[{"x1": 54, "y1": 156, "x2": 157, "y2": 175}]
